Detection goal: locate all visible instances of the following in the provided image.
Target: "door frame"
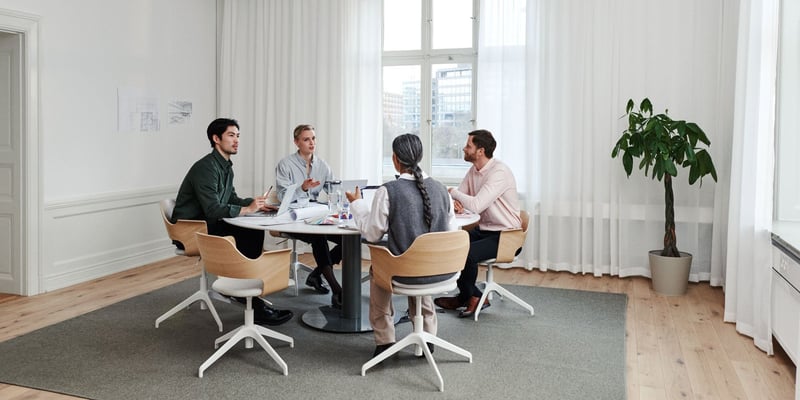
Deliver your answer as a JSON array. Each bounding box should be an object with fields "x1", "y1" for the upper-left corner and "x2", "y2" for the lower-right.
[{"x1": 0, "y1": 8, "x2": 40, "y2": 295}]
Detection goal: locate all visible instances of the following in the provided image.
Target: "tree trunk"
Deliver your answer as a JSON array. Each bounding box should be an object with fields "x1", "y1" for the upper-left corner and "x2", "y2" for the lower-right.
[{"x1": 662, "y1": 175, "x2": 680, "y2": 257}]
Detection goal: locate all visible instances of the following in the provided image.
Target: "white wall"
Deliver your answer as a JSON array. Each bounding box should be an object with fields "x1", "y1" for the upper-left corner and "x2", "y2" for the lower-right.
[{"x1": 0, "y1": 0, "x2": 218, "y2": 292}]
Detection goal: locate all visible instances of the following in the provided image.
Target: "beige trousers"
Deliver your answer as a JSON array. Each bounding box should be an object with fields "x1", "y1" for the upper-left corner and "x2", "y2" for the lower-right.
[{"x1": 369, "y1": 272, "x2": 438, "y2": 345}]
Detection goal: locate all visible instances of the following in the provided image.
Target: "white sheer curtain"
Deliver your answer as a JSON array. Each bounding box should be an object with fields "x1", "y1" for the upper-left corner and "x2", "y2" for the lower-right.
[
  {"x1": 477, "y1": 0, "x2": 737, "y2": 281},
  {"x1": 722, "y1": 0, "x2": 778, "y2": 354},
  {"x1": 217, "y1": 0, "x2": 382, "y2": 195}
]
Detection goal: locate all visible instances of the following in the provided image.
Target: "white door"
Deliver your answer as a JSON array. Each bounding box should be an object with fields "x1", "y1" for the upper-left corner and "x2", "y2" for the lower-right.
[{"x1": 0, "y1": 31, "x2": 22, "y2": 294}]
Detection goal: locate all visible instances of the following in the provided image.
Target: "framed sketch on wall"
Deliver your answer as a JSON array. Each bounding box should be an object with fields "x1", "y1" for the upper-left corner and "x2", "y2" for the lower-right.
[
  {"x1": 168, "y1": 100, "x2": 192, "y2": 125},
  {"x1": 117, "y1": 87, "x2": 160, "y2": 132}
]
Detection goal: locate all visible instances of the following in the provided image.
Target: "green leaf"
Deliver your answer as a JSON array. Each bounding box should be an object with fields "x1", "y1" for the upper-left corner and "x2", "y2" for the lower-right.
[
  {"x1": 695, "y1": 150, "x2": 718, "y2": 182},
  {"x1": 665, "y1": 160, "x2": 678, "y2": 177},
  {"x1": 675, "y1": 121, "x2": 686, "y2": 138},
  {"x1": 641, "y1": 98, "x2": 652, "y2": 115},
  {"x1": 684, "y1": 143, "x2": 696, "y2": 163},
  {"x1": 645, "y1": 118, "x2": 658, "y2": 133},
  {"x1": 688, "y1": 164, "x2": 700, "y2": 184},
  {"x1": 623, "y1": 152, "x2": 633, "y2": 176},
  {"x1": 626, "y1": 99, "x2": 634, "y2": 114},
  {"x1": 687, "y1": 122, "x2": 711, "y2": 146}
]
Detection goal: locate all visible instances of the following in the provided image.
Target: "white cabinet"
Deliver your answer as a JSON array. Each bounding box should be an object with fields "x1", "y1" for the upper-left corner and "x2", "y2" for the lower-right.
[{"x1": 772, "y1": 245, "x2": 800, "y2": 364}]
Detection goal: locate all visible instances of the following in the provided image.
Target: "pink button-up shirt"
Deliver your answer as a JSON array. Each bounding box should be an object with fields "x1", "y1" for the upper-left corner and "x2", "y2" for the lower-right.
[{"x1": 449, "y1": 158, "x2": 521, "y2": 231}]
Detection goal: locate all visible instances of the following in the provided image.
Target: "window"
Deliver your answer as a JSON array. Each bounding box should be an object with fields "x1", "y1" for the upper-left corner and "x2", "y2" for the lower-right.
[
  {"x1": 776, "y1": 0, "x2": 800, "y2": 221},
  {"x1": 382, "y1": 0, "x2": 478, "y2": 182}
]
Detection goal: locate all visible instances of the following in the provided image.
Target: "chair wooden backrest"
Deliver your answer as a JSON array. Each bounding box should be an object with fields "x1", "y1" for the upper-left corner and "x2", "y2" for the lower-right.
[
  {"x1": 367, "y1": 230, "x2": 469, "y2": 294},
  {"x1": 494, "y1": 210, "x2": 530, "y2": 263},
  {"x1": 195, "y1": 233, "x2": 292, "y2": 297},
  {"x1": 160, "y1": 199, "x2": 207, "y2": 257}
]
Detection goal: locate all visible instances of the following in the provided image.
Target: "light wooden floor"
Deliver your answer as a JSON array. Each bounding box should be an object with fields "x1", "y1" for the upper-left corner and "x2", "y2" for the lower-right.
[{"x1": 0, "y1": 255, "x2": 795, "y2": 400}]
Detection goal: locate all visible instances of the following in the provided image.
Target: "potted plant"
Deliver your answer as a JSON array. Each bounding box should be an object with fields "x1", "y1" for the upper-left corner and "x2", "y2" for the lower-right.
[{"x1": 611, "y1": 98, "x2": 717, "y2": 295}]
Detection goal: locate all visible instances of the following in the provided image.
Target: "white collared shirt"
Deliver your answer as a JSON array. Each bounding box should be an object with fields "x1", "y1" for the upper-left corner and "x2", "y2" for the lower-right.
[{"x1": 350, "y1": 172, "x2": 456, "y2": 243}]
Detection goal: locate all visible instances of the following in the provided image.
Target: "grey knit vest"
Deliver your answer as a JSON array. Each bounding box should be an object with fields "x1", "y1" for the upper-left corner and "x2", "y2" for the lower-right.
[{"x1": 384, "y1": 177, "x2": 450, "y2": 255}]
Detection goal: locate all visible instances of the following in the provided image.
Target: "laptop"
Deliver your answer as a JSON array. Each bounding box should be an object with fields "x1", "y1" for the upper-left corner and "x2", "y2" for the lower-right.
[
  {"x1": 246, "y1": 183, "x2": 299, "y2": 217},
  {"x1": 319, "y1": 179, "x2": 368, "y2": 205},
  {"x1": 339, "y1": 179, "x2": 368, "y2": 195}
]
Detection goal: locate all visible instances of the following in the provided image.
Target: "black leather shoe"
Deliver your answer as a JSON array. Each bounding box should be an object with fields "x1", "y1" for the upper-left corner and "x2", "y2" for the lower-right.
[
  {"x1": 416, "y1": 343, "x2": 434, "y2": 357},
  {"x1": 305, "y1": 273, "x2": 330, "y2": 294},
  {"x1": 373, "y1": 343, "x2": 395, "y2": 357},
  {"x1": 434, "y1": 296, "x2": 465, "y2": 311},
  {"x1": 331, "y1": 292, "x2": 342, "y2": 309},
  {"x1": 254, "y1": 303, "x2": 293, "y2": 326}
]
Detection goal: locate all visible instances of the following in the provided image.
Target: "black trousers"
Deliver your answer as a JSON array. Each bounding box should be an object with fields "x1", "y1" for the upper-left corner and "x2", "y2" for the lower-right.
[
  {"x1": 287, "y1": 233, "x2": 342, "y2": 269},
  {"x1": 456, "y1": 228, "x2": 501, "y2": 303},
  {"x1": 208, "y1": 220, "x2": 266, "y2": 259}
]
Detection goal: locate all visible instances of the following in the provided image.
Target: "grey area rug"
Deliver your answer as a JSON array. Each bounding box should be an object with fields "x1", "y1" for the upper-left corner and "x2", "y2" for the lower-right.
[{"x1": 0, "y1": 277, "x2": 627, "y2": 399}]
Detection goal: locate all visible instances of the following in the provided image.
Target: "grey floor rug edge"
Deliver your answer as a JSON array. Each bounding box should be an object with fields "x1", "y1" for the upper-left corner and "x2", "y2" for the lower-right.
[{"x1": 0, "y1": 278, "x2": 628, "y2": 400}]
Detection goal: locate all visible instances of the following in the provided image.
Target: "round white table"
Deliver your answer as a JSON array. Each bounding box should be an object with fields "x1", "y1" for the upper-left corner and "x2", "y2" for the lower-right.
[{"x1": 224, "y1": 213, "x2": 480, "y2": 333}]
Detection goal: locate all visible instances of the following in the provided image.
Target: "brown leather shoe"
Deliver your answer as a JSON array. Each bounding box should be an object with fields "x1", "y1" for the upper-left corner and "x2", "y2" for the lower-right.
[
  {"x1": 458, "y1": 296, "x2": 489, "y2": 318},
  {"x1": 434, "y1": 296, "x2": 464, "y2": 310}
]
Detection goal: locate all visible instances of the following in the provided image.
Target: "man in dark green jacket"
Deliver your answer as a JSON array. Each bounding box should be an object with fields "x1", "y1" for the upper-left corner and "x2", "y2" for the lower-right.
[{"x1": 172, "y1": 118, "x2": 292, "y2": 326}]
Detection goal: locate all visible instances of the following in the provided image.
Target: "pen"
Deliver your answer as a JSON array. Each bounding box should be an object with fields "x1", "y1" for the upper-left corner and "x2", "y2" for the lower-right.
[{"x1": 263, "y1": 185, "x2": 273, "y2": 198}]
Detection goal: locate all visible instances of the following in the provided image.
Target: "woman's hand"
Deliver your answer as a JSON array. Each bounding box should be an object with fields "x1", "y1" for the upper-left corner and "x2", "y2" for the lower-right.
[{"x1": 345, "y1": 186, "x2": 362, "y2": 203}]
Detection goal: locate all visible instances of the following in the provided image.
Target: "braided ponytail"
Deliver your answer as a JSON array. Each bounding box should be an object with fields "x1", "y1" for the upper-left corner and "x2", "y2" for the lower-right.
[
  {"x1": 411, "y1": 165, "x2": 432, "y2": 229},
  {"x1": 392, "y1": 134, "x2": 432, "y2": 229}
]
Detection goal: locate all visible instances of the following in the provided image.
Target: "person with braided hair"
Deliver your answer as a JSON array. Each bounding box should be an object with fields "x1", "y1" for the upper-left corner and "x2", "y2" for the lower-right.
[{"x1": 346, "y1": 133, "x2": 454, "y2": 357}]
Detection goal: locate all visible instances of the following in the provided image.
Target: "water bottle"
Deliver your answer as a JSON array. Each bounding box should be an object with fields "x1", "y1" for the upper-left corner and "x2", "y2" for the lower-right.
[
  {"x1": 324, "y1": 180, "x2": 342, "y2": 213},
  {"x1": 328, "y1": 189, "x2": 340, "y2": 214},
  {"x1": 338, "y1": 199, "x2": 350, "y2": 227}
]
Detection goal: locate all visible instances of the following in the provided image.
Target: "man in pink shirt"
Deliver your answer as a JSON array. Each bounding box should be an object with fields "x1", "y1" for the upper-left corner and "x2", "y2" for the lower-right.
[{"x1": 434, "y1": 129, "x2": 522, "y2": 318}]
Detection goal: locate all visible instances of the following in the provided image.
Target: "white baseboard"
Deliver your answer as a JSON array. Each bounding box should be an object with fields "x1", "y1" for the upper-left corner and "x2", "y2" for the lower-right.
[
  {"x1": 43, "y1": 241, "x2": 175, "y2": 292},
  {"x1": 40, "y1": 186, "x2": 177, "y2": 293}
]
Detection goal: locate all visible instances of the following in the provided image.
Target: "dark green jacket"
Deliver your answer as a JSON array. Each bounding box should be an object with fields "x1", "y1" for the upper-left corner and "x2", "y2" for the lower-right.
[{"x1": 171, "y1": 150, "x2": 252, "y2": 230}]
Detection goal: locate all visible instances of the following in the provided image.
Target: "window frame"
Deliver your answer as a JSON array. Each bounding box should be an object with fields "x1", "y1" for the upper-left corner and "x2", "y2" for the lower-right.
[{"x1": 382, "y1": 0, "x2": 479, "y2": 184}]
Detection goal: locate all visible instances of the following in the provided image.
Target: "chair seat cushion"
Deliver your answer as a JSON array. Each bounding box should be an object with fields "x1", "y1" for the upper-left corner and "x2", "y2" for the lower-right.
[
  {"x1": 392, "y1": 273, "x2": 460, "y2": 297},
  {"x1": 393, "y1": 280, "x2": 458, "y2": 297},
  {"x1": 211, "y1": 277, "x2": 263, "y2": 297},
  {"x1": 392, "y1": 272, "x2": 457, "y2": 286}
]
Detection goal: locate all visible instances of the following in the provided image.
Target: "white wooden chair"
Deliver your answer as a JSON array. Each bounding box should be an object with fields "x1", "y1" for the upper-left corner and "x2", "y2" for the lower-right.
[
  {"x1": 473, "y1": 210, "x2": 535, "y2": 321},
  {"x1": 155, "y1": 199, "x2": 223, "y2": 332},
  {"x1": 266, "y1": 189, "x2": 314, "y2": 295},
  {"x1": 269, "y1": 230, "x2": 315, "y2": 295},
  {"x1": 361, "y1": 230, "x2": 472, "y2": 392},
  {"x1": 195, "y1": 233, "x2": 294, "y2": 377}
]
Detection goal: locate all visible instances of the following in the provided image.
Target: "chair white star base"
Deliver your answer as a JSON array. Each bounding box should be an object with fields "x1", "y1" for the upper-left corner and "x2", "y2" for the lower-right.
[
  {"x1": 288, "y1": 238, "x2": 315, "y2": 296},
  {"x1": 271, "y1": 232, "x2": 315, "y2": 296},
  {"x1": 361, "y1": 281, "x2": 472, "y2": 392},
  {"x1": 198, "y1": 290, "x2": 294, "y2": 377},
  {"x1": 474, "y1": 260, "x2": 535, "y2": 321},
  {"x1": 156, "y1": 198, "x2": 223, "y2": 332},
  {"x1": 155, "y1": 262, "x2": 223, "y2": 332}
]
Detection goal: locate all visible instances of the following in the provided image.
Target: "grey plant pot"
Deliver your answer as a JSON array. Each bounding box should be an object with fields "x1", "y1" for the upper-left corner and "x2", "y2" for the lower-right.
[{"x1": 648, "y1": 250, "x2": 693, "y2": 296}]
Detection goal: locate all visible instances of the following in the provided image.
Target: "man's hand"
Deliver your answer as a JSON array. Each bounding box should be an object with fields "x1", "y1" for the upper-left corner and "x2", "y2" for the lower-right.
[
  {"x1": 453, "y1": 199, "x2": 464, "y2": 214},
  {"x1": 301, "y1": 178, "x2": 321, "y2": 192},
  {"x1": 345, "y1": 186, "x2": 362, "y2": 203},
  {"x1": 242, "y1": 195, "x2": 268, "y2": 215}
]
